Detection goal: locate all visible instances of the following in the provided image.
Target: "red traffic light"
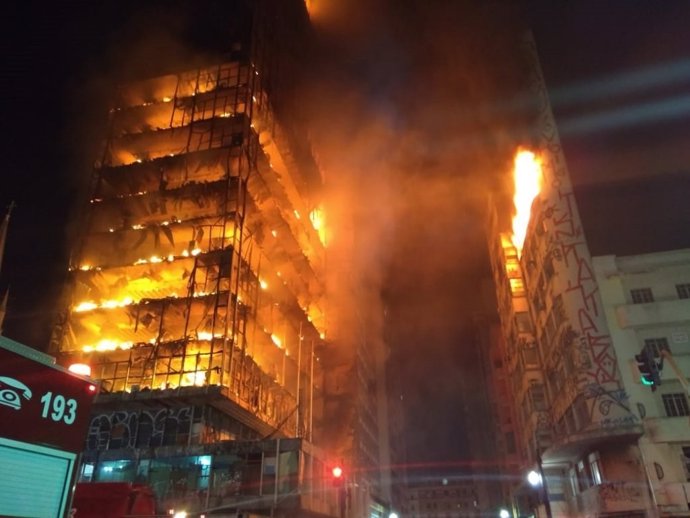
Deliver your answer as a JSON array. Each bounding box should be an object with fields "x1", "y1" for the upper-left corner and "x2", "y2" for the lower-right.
[{"x1": 332, "y1": 466, "x2": 343, "y2": 479}]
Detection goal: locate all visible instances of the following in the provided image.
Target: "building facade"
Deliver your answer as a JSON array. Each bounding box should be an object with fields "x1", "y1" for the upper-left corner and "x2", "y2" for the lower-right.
[
  {"x1": 48, "y1": 1, "x2": 394, "y2": 516},
  {"x1": 468, "y1": 311, "x2": 524, "y2": 515},
  {"x1": 489, "y1": 163, "x2": 690, "y2": 515},
  {"x1": 594, "y1": 248, "x2": 690, "y2": 516},
  {"x1": 402, "y1": 479, "x2": 482, "y2": 518},
  {"x1": 486, "y1": 212, "x2": 556, "y2": 518},
  {"x1": 486, "y1": 35, "x2": 652, "y2": 518}
]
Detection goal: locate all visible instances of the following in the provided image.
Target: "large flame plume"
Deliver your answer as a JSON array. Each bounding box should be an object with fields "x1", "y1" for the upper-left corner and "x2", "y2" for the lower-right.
[{"x1": 511, "y1": 149, "x2": 542, "y2": 256}]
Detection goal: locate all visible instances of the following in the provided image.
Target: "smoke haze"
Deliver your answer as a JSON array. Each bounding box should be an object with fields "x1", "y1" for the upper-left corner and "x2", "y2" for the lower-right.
[
  {"x1": 12, "y1": 0, "x2": 687, "y2": 477},
  {"x1": 302, "y1": 0, "x2": 531, "y2": 468}
]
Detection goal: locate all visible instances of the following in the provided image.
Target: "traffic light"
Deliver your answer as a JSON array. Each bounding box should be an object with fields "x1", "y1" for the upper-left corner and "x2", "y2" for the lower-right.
[
  {"x1": 332, "y1": 465, "x2": 344, "y2": 486},
  {"x1": 635, "y1": 345, "x2": 662, "y2": 391}
]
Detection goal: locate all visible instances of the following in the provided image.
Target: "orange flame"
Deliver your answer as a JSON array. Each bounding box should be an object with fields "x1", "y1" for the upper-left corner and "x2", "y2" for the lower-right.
[
  {"x1": 304, "y1": 0, "x2": 318, "y2": 18},
  {"x1": 310, "y1": 207, "x2": 327, "y2": 247},
  {"x1": 511, "y1": 149, "x2": 542, "y2": 256}
]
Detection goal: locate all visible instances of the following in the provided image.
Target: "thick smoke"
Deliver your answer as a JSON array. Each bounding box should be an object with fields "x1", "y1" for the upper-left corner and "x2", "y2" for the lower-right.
[
  {"x1": 303, "y1": 0, "x2": 531, "y2": 470},
  {"x1": 3, "y1": 0, "x2": 530, "y2": 472},
  {"x1": 301, "y1": 0, "x2": 690, "y2": 481}
]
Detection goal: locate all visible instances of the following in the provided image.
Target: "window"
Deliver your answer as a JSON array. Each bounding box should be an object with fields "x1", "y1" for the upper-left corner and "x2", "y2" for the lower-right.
[
  {"x1": 509, "y1": 277, "x2": 525, "y2": 296},
  {"x1": 574, "y1": 395, "x2": 590, "y2": 430},
  {"x1": 588, "y1": 452, "x2": 603, "y2": 485},
  {"x1": 523, "y1": 345, "x2": 540, "y2": 367},
  {"x1": 631, "y1": 288, "x2": 654, "y2": 304},
  {"x1": 645, "y1": 338, "x2": 669, "y2": 357},
  {"x1": 544, "y1": 309, "x2": 559, "y2": 346},
  {"x1": 529, "y1": 383, "x2": 547, "y2": 411},
  {"x1": 663, "y1": 393, "x2": 690, "y2": 417},
  {"x1": 677, "y1": 284, "x2": 690, "y2": 299},
  {"x1": 568, "y1": 467, "x2": 578, "y2": 496},
  {"x1": 544, "y1": 255, "x2": 555, "y2": 281},
  {"x1": 79, "y1": 462, "x2": 95, "y2": 482},
  {"x1": 576, "y1": 460, "x2": 591, "y2": 490},
  {"x1": 515, "y1": 312, "x2": 533, "y2": 333},
  {"x1": 682, "y1": 447, "x2": 690, "y2": 481}
]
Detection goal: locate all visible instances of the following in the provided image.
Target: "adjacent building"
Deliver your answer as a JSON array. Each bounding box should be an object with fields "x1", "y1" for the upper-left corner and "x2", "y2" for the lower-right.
[
  {"x1": 484, "y1": 35, "x2": 686, "y2": 518},
  {"x1": 48, "y1": 1, "x2": 397, "y2": 516},
  {"x1": 468, "y1": 311, "x2": 523, "y2": 516},
  {"x1": 486, "y1": 210, "x2": 558, "y2": 517},
  {"x1": 594, "y1": 249, "x2": 690, "y2": 516},
  {"x1": 402, "y1": 478, "x2": 481, "y2": 518}
]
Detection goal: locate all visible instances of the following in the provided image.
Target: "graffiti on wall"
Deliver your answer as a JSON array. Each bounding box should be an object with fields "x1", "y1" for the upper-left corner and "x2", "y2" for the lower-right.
[
  {"x1": 522, "y1": 36, "x2": 634, "y2": 431},
  {"x1": 599, "y1": 481, "x2": 644, "y2": 513},
  {"x1": 86, "y1": 407, "x2": 194, "y2": 450}
]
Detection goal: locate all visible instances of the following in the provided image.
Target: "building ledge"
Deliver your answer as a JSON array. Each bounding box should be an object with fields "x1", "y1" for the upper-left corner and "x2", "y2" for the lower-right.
[
  {"x1": 577, "y1": 481, "x2": 646, "y2": 515},
  {"x1": 543, "y1": 423, "x2": 643, "y2": 465},
  {"x1": 616, "y1": 298, "x2": 690, "y2": 328},
  {"x1": 642, "y1": 415, "x2": 690, "y2": 443},
  {"x1": 657, "y1": 481, "x2": 690, "y2": 512},
  {"x1": 94, "y1": 385, "x2": 280, "y2": 438}
]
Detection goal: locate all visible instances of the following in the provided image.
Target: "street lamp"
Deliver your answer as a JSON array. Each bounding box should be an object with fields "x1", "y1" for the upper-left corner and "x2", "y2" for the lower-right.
[
  {"x1": 499, "y1": 508, "x2": 510, "y2": 518},
  {"x1": 331, "y1": 465, "x2": 345, "y2": 518},
  {"x1": 389, "y1": 513, "x2": 399, "y2": 518},
  {"x1": 527, "y1": 470, "x2": 542, "y2": 487},
  {"x1": 527, "y1": 458, "x2": 553, "y2": 518}
]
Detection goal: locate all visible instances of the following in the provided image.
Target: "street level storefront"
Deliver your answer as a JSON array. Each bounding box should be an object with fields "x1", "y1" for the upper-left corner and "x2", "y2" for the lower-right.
[{"x1": 78, "y1": 437, "x2": 340, "y2": 517}]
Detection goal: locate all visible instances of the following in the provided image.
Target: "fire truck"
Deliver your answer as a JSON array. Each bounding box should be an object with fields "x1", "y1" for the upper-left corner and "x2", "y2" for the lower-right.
[{"x1": 71, "y1": 482, "x2": 156, "y2": 517}]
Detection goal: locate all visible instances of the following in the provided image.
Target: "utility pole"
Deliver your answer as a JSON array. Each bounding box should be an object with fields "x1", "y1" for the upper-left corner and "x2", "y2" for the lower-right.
[
  {"x1": 537, "y1": 454, "x2": 553, "y2": 518},
  {"x1": 332, "y1": 465, "x2": 345, "y2": 518}
]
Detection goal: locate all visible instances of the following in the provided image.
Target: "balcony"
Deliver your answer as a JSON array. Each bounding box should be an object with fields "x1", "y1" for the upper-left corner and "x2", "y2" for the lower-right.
[
  {"x1": 657, "y1": 481, "x2": 690, "y2": 514},
  {"x1": 544, "y1": 423, "x2": 643, "y2": 464},
  {"x1": 577, "y1": 481, "x2": 645, "y2": 515},
  {"x1": 616, "y1": 298, "x2": 690, "y2": 328},
  {"x1": 640, "y1": 416, "x2": 690, "y2": 443}
]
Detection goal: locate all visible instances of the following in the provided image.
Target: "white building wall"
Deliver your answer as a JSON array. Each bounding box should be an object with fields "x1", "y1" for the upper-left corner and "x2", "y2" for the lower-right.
[{"x1": 594, "y1": 248, "x2": 690, "y2": 516}]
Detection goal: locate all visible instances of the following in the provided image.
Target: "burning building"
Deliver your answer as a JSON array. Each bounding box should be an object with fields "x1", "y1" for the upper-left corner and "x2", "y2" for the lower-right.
[
  {"x1": 49, "y1": 1, "x2": 396, "y2": 516},
  {"x1": 485, "y1": 36, "x2": 657, "y2": 518}
]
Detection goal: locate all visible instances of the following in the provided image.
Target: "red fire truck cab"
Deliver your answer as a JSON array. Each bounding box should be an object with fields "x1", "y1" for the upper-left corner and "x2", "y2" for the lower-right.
[{"x1": 71, "y1": 482, "x2": 156, "y2": 517}]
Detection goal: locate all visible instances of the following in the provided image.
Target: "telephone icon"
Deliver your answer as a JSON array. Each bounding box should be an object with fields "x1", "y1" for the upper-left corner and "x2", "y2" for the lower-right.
[{"x1": 0, "y1": 376, "x2": 33, "y2": 410}]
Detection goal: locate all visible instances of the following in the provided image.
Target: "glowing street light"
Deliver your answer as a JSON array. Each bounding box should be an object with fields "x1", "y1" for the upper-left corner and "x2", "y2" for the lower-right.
[
  {"x1": 527, "y1": 462, "x2": 553, "y2": 518},
  {"x1": 527, "y1": 470, "x2": 542, "y2": 487},
  {"x1": 332, "y1": 466, "x2": 343, "y2": 479},
  {"x1": 499, "y1": 509, "x2": 510, "y2": 518},
  {"x1": 389, "y1": 513, "x2": 399, "y2": 518}
]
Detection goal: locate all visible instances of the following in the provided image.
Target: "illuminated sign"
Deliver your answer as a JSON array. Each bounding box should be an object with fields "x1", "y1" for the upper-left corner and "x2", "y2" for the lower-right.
[{"x1": 0, "y1": 337, "x2": 97, "y2": 452}]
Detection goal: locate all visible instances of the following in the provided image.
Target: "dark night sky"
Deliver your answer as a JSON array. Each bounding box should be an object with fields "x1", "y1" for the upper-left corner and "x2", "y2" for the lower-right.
[{"x1": 1, "y1": 0, "x2": 689, "y2": 472}]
